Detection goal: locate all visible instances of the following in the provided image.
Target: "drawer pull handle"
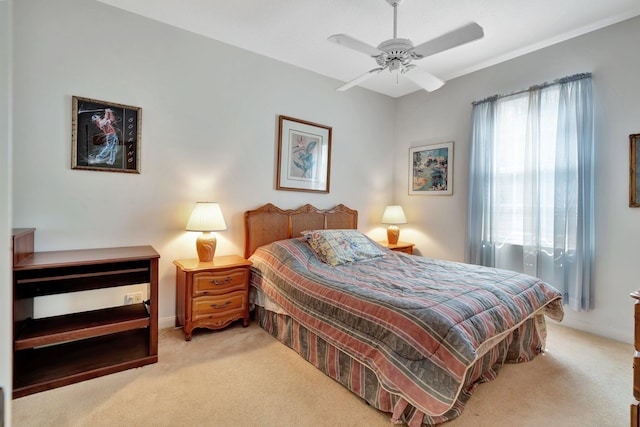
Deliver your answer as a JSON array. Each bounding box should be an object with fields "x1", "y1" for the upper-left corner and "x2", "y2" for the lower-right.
[
  {"x1": 210, "y1": 277, "x2": 232, "y2": 285},
  {"x1": 210, "y1": 301, "x2": 231, "y2": 309}
]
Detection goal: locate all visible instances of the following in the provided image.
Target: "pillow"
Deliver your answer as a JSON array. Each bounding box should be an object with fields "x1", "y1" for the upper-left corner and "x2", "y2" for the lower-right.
[{"x1": 301, "y1": 229, "x2": 385, "y2": 266}]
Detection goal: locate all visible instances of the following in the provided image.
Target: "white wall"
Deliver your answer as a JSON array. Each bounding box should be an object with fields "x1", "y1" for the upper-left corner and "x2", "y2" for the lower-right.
[
  {"x1": 11, "y1": 0, "x2": 395, "y2": 327},
  {"x1": 395, "y1": 16, "x2": 640, "y2": 343},
  {"x1": 0, "y1": 0, "x2": 12, "y2": 423}
]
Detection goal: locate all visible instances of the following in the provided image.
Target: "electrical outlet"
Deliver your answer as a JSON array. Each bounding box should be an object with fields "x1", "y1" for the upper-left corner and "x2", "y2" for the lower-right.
[{"x1": 125, "y1": 292, "x2": 144, "y2": 305}]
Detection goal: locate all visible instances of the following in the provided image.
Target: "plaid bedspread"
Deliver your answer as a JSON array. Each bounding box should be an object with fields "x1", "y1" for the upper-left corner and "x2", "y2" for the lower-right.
[{"x1": 249, "y1": 238, "x2": 563, "y2": 418}]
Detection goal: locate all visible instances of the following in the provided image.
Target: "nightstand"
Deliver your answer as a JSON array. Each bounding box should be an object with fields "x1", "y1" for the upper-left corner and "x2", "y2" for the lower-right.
[
  {"x1": 378, "y1": 241, "x2": 415, "y2": 255},
  {"x1": 174, "y1": 255, "x2": 252, "y2": 341}
]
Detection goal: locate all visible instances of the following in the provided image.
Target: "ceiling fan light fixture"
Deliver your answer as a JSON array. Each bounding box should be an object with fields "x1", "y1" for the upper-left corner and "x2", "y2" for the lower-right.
[{"x1": 389, "y1": 59, "x2": 402, "y2": 84}]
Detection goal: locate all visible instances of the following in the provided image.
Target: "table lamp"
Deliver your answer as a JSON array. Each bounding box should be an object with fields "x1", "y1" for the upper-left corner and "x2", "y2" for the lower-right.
[
  {"x1": 381, "y1": 205, "x2": 407, "y2": 245},
  {"x1": 186, "y1": 202, "x2": 227, "y2": 262}
]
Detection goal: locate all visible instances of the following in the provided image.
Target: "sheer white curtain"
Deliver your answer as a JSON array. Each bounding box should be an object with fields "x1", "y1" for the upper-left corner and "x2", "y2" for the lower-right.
[{"x1": 466, "y1": 74, "x2": 594, "y2": 311}]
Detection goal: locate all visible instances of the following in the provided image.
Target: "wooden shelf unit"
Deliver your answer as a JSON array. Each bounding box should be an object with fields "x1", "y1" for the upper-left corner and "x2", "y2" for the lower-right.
[{"x1": 11, "y1": 229, "x2": 160, "y2": 398}]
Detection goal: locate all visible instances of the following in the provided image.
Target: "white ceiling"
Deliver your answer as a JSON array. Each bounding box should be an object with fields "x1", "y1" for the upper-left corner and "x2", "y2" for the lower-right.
[{"x1": 98, "y1": 0, "x2": 640, "y2": 98}]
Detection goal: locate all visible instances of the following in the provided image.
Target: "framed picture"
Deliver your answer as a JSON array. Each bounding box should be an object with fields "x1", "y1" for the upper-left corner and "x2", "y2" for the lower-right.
[
  {"x1": 409, "y1": 141, "x2": 454, "y2": 195},
  {"x1": 276, "y1": 115, "x2": 331, "y2": 193},
  {"x1": 72, "y1": 96, "x2": 141, "y2": 173},
  {"x1": 630, "y1": 134, "x2": 640, "y2": 207}
]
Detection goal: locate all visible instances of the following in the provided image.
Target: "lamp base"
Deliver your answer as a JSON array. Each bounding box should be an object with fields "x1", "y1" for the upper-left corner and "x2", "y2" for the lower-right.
[
  {"x1": 387, "y1": 225, "x2": 400, "y2": 245},
  {"x1": 196, "y1": 232, "x2": 217, "y2": 262}
]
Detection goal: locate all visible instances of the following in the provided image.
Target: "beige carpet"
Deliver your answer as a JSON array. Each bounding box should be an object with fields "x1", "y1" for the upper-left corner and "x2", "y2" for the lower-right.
[{"x1": 12, "y1": 321, "x2": 632, "y2": 427}]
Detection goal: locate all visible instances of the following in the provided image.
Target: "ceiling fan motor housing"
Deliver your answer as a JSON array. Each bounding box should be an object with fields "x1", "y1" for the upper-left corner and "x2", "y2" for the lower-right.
[{"x1": 376, "y1": 38, "x2": 414, "y2": 70}]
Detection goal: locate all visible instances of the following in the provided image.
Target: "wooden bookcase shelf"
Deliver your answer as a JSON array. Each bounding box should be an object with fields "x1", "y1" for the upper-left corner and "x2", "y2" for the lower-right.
[
  {"x1": 14, "y1": 304, "x2": 150, "y2": 350},
  {"x1": 14, "y1": 329, "x2": 153, "y2": 394},
  {"x1": 11, "y1": 229, "x2": 159, "y2": 398}
]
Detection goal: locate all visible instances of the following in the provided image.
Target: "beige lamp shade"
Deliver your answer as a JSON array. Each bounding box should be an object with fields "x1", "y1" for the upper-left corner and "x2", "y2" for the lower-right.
[
  {"x1": 381, "y1": 205, "x2": 407, "y2": 245},
  {"x1": 186, "y1": 202, "x2": 227, "y2": 262}
]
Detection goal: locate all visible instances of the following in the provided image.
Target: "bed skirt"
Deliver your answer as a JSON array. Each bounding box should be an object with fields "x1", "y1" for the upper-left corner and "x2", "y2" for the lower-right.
[{"x1": 255, "y1": 305, "x2": 546, "y2": 426}]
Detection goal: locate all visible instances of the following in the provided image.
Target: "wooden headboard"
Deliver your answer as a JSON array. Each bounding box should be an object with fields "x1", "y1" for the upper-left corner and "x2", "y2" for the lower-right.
[{"x1": 244, "y1": 203, "x2": 358, "y2": 258}]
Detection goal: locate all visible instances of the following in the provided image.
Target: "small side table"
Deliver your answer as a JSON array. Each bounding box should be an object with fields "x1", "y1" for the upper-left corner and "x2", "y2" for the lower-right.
[
  {"x1": 378, "y1": 241, "x2": 415, "y2": 255},
  {"x1": 174, "y1": 255, "x2": 252, "y2": 341}
]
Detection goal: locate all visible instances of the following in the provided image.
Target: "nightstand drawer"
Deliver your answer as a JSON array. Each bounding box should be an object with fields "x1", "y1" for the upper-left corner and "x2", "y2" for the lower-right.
[
  {"x1": 193, "y1": 292, "x2": 246, "y2": 319},
  {"x1": 193, "y1": 268, "x2": 248, "y2": 296}
]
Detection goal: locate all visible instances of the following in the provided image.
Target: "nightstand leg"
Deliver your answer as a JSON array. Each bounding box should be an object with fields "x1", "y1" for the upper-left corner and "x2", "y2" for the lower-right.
[{"x1": 183, "y1": 323, "x2": 193, "y2": 341}]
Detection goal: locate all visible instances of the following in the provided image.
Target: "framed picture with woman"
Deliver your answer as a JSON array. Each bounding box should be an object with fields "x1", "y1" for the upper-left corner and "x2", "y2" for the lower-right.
[{"x1": 71, "y1": 96, "x2": 141, "y2": 173}]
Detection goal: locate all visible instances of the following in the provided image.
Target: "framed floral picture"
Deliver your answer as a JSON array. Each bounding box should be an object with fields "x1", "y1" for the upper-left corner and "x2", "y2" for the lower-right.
[
  {"x1": 71, "y1": 96, "x2": 141, "y2": 173},
  {"x1": 409, "y1": 142, "x2": 453, "y2": 195},
  {"x1": 276, "y1": 115, "x2": 332, "y2": 193}
]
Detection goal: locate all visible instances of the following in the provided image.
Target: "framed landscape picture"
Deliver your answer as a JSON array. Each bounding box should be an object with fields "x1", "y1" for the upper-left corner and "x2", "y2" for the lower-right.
[
  {"x1": 409, "y1": 142, "x2": 453, "y2": 195},
  {"x1": 276, "y1": 115, "x2": 332, "y2": 193},
  {"x1": 72, "y1": 96, "x2": 141, "y2": 173}
]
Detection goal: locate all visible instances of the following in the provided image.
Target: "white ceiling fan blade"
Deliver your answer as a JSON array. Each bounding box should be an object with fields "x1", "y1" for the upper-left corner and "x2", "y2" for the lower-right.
[
  {"x1": 411, "y1": 22, "x2": 484, "y2": 59},
  {"x1": 337, "y1": 68, "x2": 385, "y2": 91},
  {"x1": 402, "y1": 67, "x2": 445, "y2": 92},
  {"x1": 328, "y1": 34, "x2": 383, "y2": 57}
]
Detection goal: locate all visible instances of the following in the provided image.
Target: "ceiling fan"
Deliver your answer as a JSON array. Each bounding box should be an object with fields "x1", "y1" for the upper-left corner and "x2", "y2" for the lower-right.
[{"x1": 328, "y1": 0, "x2": 484, "y2": 92}]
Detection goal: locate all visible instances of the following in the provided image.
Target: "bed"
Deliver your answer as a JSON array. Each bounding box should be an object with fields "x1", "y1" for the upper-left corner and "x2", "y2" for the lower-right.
[{"x1": 245, "y1": 203, "x2": 564, "y2": 426}]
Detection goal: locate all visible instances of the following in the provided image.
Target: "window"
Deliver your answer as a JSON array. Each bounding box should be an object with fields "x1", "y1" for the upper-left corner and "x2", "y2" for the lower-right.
[
  {"x1": 492, "y1": 88, "x2": 562, "y2": 247},
  {"x1": 466, "y1": 74, "x2": 594, "y2": 311}
]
